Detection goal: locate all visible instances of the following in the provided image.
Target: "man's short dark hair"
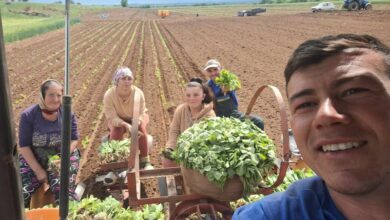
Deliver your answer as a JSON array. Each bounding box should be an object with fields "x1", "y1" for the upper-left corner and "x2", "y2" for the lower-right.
[{"x1": 284, "y1": 34, "x2": 390, "y2": 85}]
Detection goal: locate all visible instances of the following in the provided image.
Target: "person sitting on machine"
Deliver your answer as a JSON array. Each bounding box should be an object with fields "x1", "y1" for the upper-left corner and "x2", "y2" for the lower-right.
[
  {"x1": 162, "y1": 77, "x2": 215, "y2": 167},
  {"x1": 18, "y1": 79, "x2": 80, "y2": 207},
  {"x1": 103, "y1": 67, "x2": 153, "y2": 170},
  {"x1": 204, "y1": 59, "x2": 265, "y2": 130}
]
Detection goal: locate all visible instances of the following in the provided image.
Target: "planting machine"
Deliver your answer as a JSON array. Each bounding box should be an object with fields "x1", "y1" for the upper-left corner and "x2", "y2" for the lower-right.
[{"x1": 94, "y1": 85, "x2": 300, "y2": 219}]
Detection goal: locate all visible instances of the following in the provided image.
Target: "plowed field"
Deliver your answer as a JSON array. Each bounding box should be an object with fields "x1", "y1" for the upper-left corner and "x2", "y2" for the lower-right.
[{"x1": 7, "y1": 7, "x2": 390, "y2": 198}]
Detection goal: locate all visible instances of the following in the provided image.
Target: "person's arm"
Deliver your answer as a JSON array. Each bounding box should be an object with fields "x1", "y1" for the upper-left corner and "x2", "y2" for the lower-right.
[
  {"x1": 70, "y1": 114, "x2": 79, "y2": 152},
  {"x1": 70, "y1": 140, "x2": 78, "y2": 153},
  {"x1": 166, "y1": 106, "x2": 183, "y2": 149},
  {"x1": 18, "y1": 147, "x2": 47, "y2": 182},
  {"x1": 103, "y1": 90, "x2": 125, "y2": 127},
  {"x1": 18, "y1": 110, "x2": 48, "y2": 183},
  {"x1": 137, "y1": 89, "x2": 148, "y2": 124}
]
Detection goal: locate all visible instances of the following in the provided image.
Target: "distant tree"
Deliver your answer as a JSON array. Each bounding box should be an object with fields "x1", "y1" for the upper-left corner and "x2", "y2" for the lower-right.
[{"x1": 121, "y1": 0, "x2": 128, "y2": 7}]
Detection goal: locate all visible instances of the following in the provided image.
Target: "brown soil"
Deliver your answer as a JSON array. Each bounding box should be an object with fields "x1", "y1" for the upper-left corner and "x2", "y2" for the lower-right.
[{"x1": 7, "y1": 7, "x2": 390, "y2": 202}]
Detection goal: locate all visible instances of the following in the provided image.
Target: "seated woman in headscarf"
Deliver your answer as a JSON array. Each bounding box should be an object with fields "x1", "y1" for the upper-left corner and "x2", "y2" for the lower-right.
[
  {"x1": 162, "y1": 77, "x2": 215, "y2": 167},
  {"x1": 18, "y1": 79, "x2": 80, "y2": 207},
  {"x1": 103, "y1": 67, "x2": 153, "y2": 170}
]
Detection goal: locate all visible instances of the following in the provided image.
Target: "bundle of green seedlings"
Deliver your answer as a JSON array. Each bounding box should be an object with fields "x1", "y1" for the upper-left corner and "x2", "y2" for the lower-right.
[
  {"x1": 67, "y1": 196, "x2": 165, "y2": 220},
  {"x1": 173, "y1": 117, "x2": 276, "y2": 198},
  {"x1": 230, "y1": 168, "x2": 316, "y2": 210},
  {"x1": 99, "y1": 139, "x2": 130, "y2": 164},
  {"x1": 48, "y1": 155, "x2": 61, "y2": 176},
  {"x1": 215, "y1": 69, "x2": 241, "y2": 93}
]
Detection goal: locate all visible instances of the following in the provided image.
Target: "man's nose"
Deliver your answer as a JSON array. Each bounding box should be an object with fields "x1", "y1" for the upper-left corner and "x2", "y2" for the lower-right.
[{"x1": 313, "y1": 98, "x2": 351, "y2": 129}]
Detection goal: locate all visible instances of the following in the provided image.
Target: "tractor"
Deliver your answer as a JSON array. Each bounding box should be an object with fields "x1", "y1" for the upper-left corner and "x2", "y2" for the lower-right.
[{"x1": 343, "y1": 0, "x2": 372, "y2": 11}]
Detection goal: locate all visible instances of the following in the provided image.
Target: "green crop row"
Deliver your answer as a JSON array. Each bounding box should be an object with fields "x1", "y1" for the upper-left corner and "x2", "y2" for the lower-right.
[
  {"x1": 3, "y1": 18, "x2": 80, "y2": 43},
  {"x1": 1, "y1": 2, "x2": 109, "y2": 43}
]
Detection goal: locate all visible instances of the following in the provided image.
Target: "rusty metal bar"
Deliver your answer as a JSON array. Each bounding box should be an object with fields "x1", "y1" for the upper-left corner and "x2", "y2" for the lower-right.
[
  {"x1": 245, "y1": 85, "x2": 290, "y2": 191},
  {"x1": 128, "y1": 194, "x2": 207, "y2": 207},
  {"x1": 0, "y1": 12, "x2": 24, "y2": 220}
]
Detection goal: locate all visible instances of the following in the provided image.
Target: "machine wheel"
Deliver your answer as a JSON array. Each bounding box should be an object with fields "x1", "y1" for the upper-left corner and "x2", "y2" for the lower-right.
[
  {"x1": 348, "y1": 1, "x2": 359, "y2": 11},
  {"x1": 170, "y1": 199, "x2": 233, "y2": 220},
  {"x1": 365, "y1": 3, "x2": 372, "y2": 10}
]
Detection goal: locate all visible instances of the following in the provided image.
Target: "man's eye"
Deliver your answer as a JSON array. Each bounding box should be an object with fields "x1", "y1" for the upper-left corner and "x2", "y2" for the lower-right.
[
  {"x1": 342, "y1": 88, "x2": 368, "y2": 97},
  {"x1": 295, "y1": 102, "x2": 316, "y2": 111}
]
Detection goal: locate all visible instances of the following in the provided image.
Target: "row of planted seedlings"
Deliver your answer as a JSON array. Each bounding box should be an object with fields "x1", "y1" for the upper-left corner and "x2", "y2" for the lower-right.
[
  {"x1": 134, "y1": 21, "x2": 145, "y2": 86},
  {"x1": 148, "y1": 20, "x2": 170, "y2": 111},
  {"x1": 157, "y1": 22, "x2": 205, "y2": 81},
  {"x1": 12, "y1": 22, "x2": 121, "y2": 111},
  {"x1": 13, "y1": 21, "x2": 110, "y2": 87},
  {"x1": 72, "y1": 21, "x2": 136, "y2": 101},
  {"x1": 150, "y1": 19, "x2": 186, "y2": 114},
  {"x1": 65, "y1": 21, "x2": 131, "y2": 99},
  {"x1": 9, "y1": 20, "x2": 98, "y2": 77},
  {"x1": 152, "y1": 20, "x2": 187, "y2": 89}
]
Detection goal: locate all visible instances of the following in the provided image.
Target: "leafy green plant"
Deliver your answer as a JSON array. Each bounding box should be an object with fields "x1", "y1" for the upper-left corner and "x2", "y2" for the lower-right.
[
  {"x1": 215, "y1": 69, "x2": 241, "y2": 93},
  {"x1": 67, "y1": 196, "x2": 164, "y2": 220},
  {"x1": 98, "y1": 139, "x2": 131, "y2": 164},
  {"x1": 265, "y1": 168, "x2": 315, "y2": 192},
  {"x1": 47, "y1": 155, "x2": 61, "y2": 176},
  {"x1": 230, "y1": 168, "x2": 316, "y2": 209},
  {"x1": 81, "y1": 136, "x2": 90, "y2": 149},
  {"x1": 173, "y1": 117, "x2": 276, "y2": 198}
]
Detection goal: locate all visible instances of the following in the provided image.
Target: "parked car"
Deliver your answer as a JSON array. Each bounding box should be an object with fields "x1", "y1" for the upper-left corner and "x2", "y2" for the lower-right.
[{"x1": 311, "y1": 2, "x2": 336, "y2": 12}]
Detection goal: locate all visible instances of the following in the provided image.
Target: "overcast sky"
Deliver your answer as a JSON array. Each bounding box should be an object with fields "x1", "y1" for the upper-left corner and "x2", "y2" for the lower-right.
[
  {"x1": 30, "y1": 0, "x2": 256, "y2": 6},
  {"x1": 30, "y1": 0, "x2": 121, "y2": 5}
]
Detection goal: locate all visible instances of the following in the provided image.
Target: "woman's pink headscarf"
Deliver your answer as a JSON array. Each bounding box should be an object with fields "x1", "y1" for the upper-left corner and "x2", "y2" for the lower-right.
[{"x1": 112, "y1": 67, "x2": 134, "y2": 86}]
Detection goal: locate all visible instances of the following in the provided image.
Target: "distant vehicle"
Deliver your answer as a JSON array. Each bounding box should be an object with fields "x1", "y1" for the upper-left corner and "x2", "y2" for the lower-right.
[
  {"x1": 237, "y1": 8, "x2": 266, "y2": 17},
  {"x1": 311, "y1": 2, "x2": 336, "y2": 12},
  {"x1": 343, "y1": 0, "x2": 372, "y2": 10}
]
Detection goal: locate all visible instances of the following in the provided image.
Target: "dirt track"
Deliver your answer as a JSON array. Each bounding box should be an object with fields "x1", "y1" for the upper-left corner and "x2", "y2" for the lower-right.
[{"x1": 7, "y1": 7, "x2": 390, "y2": 198}]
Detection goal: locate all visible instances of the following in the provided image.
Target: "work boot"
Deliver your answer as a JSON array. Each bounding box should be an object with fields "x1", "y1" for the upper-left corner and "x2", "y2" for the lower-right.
[{"x1": 140, "y1": 156, "x2": 154, "y2": 170}]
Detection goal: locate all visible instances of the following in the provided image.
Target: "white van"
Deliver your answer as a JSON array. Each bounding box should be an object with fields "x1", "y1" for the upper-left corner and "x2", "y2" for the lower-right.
[{"x1": 311, "y1": 2, "x2": 336, "y2": 12}]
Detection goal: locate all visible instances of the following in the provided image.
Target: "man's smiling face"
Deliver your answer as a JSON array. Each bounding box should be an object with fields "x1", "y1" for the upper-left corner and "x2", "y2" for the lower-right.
[{"x1": 288, "y1": 49, "x2": 390, "y2": 195}]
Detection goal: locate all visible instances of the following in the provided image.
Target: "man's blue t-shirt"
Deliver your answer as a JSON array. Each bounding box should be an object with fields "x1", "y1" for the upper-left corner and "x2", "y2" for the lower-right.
[
  {"x1": 233, "y1": 176, "x2": 346, "y2": 220},
  {"x1": 207, "y1": 79, "x2": 238, "y2": 107}
]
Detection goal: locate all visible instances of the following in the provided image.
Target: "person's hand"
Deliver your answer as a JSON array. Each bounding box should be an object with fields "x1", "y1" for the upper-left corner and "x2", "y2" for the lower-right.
[
  {"x1": 161, "y1": 148, "x2": 178, "y2": 167},
  {"x1": 162, "y1": 157, "x2": 178, "y2": 168},
  {"x1": 161, "y1": 148, "x2": 175, "y2": 160},
  {"x1": 122, "y1": 122, "x2": 132, "y2": 133},
  {"x1": 138, "y1": 130, "x2": 145, "y2": 137},
  {"x1": 221, "y1": 85, "x2": 231, "y2": 94},
  {"x1": 34, "y1": 168, "x2": 48, "y2": 183}
]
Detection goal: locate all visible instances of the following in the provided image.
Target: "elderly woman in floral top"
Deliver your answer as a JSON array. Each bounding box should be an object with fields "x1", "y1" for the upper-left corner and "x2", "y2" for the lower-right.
[
  {"x1": 18, "y1": 79, "x2": 80, "y2": 207},
  {"x1": 103, "y1": 67, "x2": 153, "y2": 170}
]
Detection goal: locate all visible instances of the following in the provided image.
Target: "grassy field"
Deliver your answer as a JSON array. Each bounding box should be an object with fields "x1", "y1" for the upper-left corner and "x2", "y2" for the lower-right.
[
  {"x1": 162, "y1": 0, "x2": 390, "y2": 16},
  {"x1": 1, "y1": 2, "x2": 108, "y2": 43}
]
